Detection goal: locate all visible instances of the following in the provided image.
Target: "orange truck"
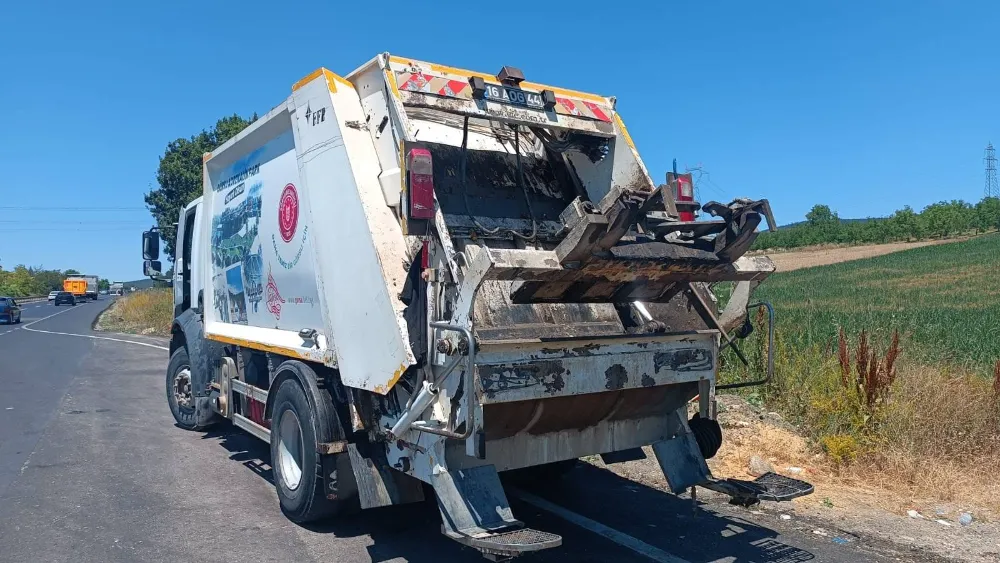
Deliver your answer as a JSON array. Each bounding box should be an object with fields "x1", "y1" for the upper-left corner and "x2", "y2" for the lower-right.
[{"x1": 63, "y1": 276, "x2": 97, "y2": 300}]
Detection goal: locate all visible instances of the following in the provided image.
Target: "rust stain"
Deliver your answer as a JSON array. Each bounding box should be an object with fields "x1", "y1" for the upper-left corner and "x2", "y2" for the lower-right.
[
  {"x1": 570, "y1": 343, "x2": 602, "y2": 356},
  {"x1": 605, "y1": 364, "x2": 628, "y2": 390},
  {"x1": 653, "y1": 348, "x2": 713, "y2": 373},
  {"x1": 479, "y1": 361, "x2": 568, "y2": 398}
]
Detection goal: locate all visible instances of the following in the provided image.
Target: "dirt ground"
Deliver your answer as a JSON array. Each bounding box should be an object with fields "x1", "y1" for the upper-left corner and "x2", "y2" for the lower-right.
[
  {"x1": 586, "y1": 395, "x2": 1000, "y2": 562},
  {"x1": 761, "y1": 238, "x2": 969, "y2": 272}
]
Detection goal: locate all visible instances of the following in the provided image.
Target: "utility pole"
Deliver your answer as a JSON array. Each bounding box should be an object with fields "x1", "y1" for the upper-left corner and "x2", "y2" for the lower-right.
[{"x1": 985, "y1": 143, "x2": 998, "y2": 198}]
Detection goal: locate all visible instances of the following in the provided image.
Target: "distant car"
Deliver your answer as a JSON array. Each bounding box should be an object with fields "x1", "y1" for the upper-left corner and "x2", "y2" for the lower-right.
[
  {"x1": 47, "y1": 291, "x2": 58, "y2": 302},
  {"x1": 100, "y1": 290, "x2": 108, "y2": 295},
  {"x1": 53, "y1": 291, "x2": 77, "y2": 306},
  {"x1": 0, "y1": 297, "x2": 21, "y2": 324}
]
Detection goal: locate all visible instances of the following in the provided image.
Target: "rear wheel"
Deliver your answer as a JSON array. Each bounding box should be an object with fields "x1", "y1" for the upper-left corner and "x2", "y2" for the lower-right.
[{"x1": 270, "y1": 376, "x2": 346, "y2": 523}]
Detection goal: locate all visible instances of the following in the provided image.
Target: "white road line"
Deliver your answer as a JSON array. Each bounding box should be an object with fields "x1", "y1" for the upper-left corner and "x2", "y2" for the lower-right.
[
  {"x1": 21, "y1": 326, "x2": 168, "y2": 351},
  {"x1": 0, "y1": 303, "x2": 80, "y2": 336},
  {"x1": 511, "y1": 489, "x2": 692, "y2": 563},
  {"x1": 4, "y1": 302, "x2": 169, "y2": 351}
]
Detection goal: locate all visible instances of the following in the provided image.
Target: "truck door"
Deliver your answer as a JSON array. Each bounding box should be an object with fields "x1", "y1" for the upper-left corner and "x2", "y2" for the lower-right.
[{"x1": 175, "y1": 206, "x2": 197, "y2": 314}]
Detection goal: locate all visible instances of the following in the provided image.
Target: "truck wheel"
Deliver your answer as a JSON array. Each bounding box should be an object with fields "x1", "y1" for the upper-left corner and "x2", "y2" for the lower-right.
[
  {"x1": 166, "y1": 347, "x2": 202, "y2": 430},
  {"x1": 270, "y1": 377, "x2": 341, "y2": 523}
]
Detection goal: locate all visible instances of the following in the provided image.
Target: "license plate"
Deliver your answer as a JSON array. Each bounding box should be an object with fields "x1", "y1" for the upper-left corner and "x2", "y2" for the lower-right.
[{"x1": 482, "y1": 84, "x2": 545, "y2": 110}]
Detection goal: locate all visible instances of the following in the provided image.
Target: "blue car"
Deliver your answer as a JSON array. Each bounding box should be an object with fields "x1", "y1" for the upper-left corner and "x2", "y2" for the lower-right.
[{"x1": 0, "y1": 297, "x2": 21, "y2": 324}]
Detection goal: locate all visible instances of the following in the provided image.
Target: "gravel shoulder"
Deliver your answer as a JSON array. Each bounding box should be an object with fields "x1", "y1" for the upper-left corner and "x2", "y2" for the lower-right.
[{"x1": 585, "y1": 394, "x2": 1000, "y2": 563}]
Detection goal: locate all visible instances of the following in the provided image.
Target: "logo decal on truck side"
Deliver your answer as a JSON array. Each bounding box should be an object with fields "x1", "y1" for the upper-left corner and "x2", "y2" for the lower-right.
[
  {"x1": 279, "y1": 183, "x2": 299, "y2": 242},
  {"x1": 266, "y1": 270, "x2": 285, "y2": 320}
]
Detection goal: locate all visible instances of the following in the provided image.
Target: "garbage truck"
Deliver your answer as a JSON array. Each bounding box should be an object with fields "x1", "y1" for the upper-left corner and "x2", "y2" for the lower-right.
[{"x1": 141, "y1": 53, "x2": 811, "y2": 560}]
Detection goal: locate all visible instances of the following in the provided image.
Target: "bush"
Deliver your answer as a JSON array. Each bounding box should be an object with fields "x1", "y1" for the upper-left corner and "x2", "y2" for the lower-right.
[{"x1": 96, "y1": 289, "x2": 173, "y2": 336}]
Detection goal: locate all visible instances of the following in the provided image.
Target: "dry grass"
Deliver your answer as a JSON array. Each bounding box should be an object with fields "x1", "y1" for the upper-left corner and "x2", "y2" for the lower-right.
[
  {"x1": 711, "y1": 369, "x2": 1000, "y2": 517},
  {"x1": 721, "y1": 311, "x2": 1000, "y2": 517},
  {"x1": 95, "y1": 288, "x2": 173, "y2": 336}
]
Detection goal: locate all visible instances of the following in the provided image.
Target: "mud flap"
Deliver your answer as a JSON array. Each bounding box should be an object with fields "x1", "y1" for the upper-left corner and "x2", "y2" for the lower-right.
[
  {"x1": 346, "y1": 443, "x2": 424, "y2": 509},
  {"x1": 652, "y1": 424, "x2": 711, "y2": 494},
  {"x1": 433, "y1": 465, "x2": 561, "y2": 560}
]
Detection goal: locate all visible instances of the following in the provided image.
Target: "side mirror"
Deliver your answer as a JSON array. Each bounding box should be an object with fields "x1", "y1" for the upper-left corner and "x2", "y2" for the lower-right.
[
  {"x1": 144, "y1": 260, "x2": 162, "y2": 278},
  {"x1": 142, "y1": 230, "x2": 160, "y2": 260}
]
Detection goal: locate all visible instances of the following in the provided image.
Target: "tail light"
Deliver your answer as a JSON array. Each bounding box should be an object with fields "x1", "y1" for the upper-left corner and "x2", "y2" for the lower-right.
[
  {"x1": 407, "y1": 148, "x2": 435, "y2": 220},
  {"x1": 674, "y1": 174, "x2": 696, "y2": 222}
]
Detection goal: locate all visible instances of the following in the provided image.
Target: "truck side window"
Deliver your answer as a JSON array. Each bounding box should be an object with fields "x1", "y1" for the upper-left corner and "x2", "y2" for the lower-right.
[{"x1": 181, "y1": 209, "x2": 196, "y2": 310}]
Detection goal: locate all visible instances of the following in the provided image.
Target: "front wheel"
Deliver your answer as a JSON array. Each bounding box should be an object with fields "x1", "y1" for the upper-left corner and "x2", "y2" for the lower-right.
[
  {"x1": 166, "y1": 347, "x2": 203, "y2": 430},
  {"x1": 13, "y1": 314, "x2": 20, "y2": 324},
  {"x1": 270, "y1": 377, "x2": 345, "y2": 523}
]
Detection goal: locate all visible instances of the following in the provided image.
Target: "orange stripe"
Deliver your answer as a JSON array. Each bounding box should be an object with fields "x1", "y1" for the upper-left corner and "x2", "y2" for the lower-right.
[
  {"x1": 205, "y1": 333, "x2": 315, "y2": 361},
  {"x1": 292, "y1": 68, "x2": 355, "y2": 93}
]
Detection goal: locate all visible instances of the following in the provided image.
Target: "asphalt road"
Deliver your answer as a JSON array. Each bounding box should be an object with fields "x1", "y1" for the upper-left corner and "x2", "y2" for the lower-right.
[{"x1": 0, "y1": 300, "x2": 949, "y2": 563}]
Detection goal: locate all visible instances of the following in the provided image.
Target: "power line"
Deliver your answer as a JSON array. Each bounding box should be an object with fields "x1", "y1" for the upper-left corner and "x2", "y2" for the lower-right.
[
  {"x1": 0, "y1": 206, "x2": 147, "y2": 211},
  {"x1": 0, "y1": 220, "x2": 150, "y2": 224},
  {"x1": 0, "y1": 227, "x2": 144, "y2": 232}
]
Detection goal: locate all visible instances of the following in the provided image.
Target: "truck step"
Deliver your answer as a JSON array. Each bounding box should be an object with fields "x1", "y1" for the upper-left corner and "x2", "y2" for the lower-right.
[
  {"x1": 726, "y1": 472, "x2": 814, "y2": 502},
  {"x1": 445, "y1": 527, "x2": 562, "y2": 561}
]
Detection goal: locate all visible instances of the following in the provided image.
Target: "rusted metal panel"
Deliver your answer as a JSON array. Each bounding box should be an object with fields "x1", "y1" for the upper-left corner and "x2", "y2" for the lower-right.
[
  {"x1": 505, "y1": 251, "x2": 775, "y2": 303},
  {"x1": 472, "y1": 279, "x2": 624, "y2": 342},
  {"x1": 481, "y1": 382, "x2": 698, "y2": 441},
  {"x1": 447, "y1": 399, "x2": 695, "y2": 472},
  {"x1": 475, "y1": 332, "x2": 715, "y2": 404}
]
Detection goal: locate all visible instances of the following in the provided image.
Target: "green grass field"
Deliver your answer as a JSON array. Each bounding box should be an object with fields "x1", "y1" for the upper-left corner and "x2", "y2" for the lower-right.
[{"x1": 754, "y1": 233, "x2": 1000, "y2": 374}]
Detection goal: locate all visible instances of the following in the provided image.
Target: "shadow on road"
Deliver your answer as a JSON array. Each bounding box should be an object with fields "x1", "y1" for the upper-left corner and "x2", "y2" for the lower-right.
[{"x1": 199, "y1": 422, "x2": 816, "y2": 563}]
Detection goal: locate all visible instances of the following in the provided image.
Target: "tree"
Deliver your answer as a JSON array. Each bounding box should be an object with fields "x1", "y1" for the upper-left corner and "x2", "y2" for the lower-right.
[
  {"x1": 145, "y1": 114, "x2": 257, "y2": 260},
  {"x1": 64, "y1": 269, "x2": 81, "y2": 276},
  {"x1": 98, "y1": 278, "x2": 110, "y2": 291},
  {"x1": 32, "y1": 269, "x2": 66, "y2": 292},
  {"x1": 975, "y1": 197, "x2": 1000, "y2": 233},
  {"x1": 805, "y1": 204, "x2": 839, "y2": 226}
]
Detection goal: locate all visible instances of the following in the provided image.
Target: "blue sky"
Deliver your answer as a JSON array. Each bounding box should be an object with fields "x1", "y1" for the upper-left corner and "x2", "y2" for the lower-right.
[{"x1": 1, "y1": 1, "x2": 997, "y2": 280}]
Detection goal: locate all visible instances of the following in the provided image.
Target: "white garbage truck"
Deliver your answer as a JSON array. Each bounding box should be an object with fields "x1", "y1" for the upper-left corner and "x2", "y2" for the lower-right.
[{"x1": 141, "y1": 53, "x2": 810, "y2": 560}]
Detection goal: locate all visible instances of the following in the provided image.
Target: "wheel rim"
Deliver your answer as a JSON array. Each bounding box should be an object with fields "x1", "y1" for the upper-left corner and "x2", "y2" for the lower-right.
[
  {"x1": 172, "y1": 367, "x2": 193, "y2": 409},
  {"x1": 277, "y1": 409, "x2": 304, "y2": 491}
]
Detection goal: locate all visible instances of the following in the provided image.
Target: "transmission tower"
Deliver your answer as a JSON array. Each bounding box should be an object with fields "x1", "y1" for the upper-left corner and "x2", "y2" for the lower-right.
[{"x1": 985, "y1": 143, "x2": 998, "y2": 198}]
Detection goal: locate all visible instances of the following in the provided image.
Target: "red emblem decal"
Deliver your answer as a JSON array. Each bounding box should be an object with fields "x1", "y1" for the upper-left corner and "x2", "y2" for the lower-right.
[
  {"x1": 266, "y1": 270, "x2": 285, "y2": 320},
  {"x1": 278, "y1": 183, "x2": 299, "y2": 243}
]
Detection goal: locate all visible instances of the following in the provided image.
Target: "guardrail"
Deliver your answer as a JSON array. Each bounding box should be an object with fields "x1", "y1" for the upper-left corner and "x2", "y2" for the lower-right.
[{"x1": 17, "y1": 295, "x2": 49, "y2": 304}]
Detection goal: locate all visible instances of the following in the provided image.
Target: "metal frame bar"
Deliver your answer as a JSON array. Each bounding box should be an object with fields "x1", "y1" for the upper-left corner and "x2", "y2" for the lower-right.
[
  {"x1": 717, "y1": 302, "x2": 775, "y2": 390},
  {"x1": 231, "y1": 379, "x2": 269, "y2": 403},
  {"x1": 410, "y1": 322, "x2": 477, "y2": 439},
  {"x1": 232, "y1": 413, "x2": 270, "y2": 442}
]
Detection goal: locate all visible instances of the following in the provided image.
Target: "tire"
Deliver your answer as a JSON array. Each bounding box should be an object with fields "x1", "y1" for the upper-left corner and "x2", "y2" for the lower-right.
[
  {"x1": 270, "y1": 377, "x2": 341, "y2": 523},
  {"x1": 13, "y1": 313, "x2": 20, "y2": 324},
  {"x1": 689, "y1": 413, "x2": 723, "y2": 459},
  {"x1": 166, "y1": 347, "x2": 202, "y2": 430}
]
